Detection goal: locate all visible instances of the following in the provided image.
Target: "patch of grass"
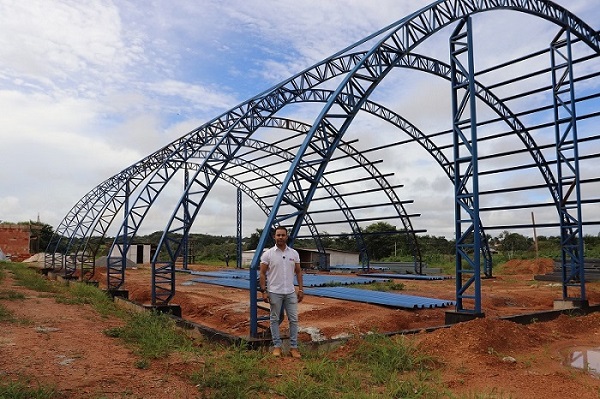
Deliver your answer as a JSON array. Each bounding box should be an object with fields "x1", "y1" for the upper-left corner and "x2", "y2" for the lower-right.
[
  {"x1": 350, "y1": 334, "x2": 436, "y2": 384},
  {"x1": 190, "y1": 343, "x2": 269, "y2": 398},
  {"x1": 385, "y1": 370, "x2": 448, "y2": 398},
  {"x1": 457, "y1": 388, "x2": 515, "y2": 398},
  {"x1": 275, "y1": 372, "x2": 335, "y2": 399},
  {"x1": 56, "y1": 282, "x2": 120, "y2": 317},
  {"x1": 0, "y1": 289, "x2": 26, "y2": 300},
  {"x1": 274, "y1": 356, "x2": 347, "y2": 398},
  {"x1": 0, "y1": 303, "x2": 16, "y2": 322},
  {"x1": 5, "y1": 263, "x2": 58, "y2": 293},
  {"x1": 104, "y1": 310, "x2": 196, "y2": 360},
  {"x1": 269, "y1": 336, "x2": 445, "y2": 399},
  {"x1": 0, "y1": 378, "x2": 59, "y2": 399},
  {"x1": 360, "y1": 281, "x2": 405, "y2": 292}
]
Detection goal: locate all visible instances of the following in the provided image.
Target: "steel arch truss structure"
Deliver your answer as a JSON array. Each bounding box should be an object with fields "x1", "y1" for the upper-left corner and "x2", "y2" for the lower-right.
[{"x1": 45, "y1": 0, "x2": 600, "y2": 337}]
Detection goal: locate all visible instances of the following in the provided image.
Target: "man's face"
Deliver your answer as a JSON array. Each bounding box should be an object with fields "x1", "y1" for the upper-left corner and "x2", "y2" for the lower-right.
[{"x1": 274, "y1": 228, "x2": 288, "y2": 246}]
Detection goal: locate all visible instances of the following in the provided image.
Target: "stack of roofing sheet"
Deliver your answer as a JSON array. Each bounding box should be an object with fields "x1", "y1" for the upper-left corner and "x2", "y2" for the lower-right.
[
  {"x1": 358, "y1": 273, "x2": 452, "y2": 280},
  {"x1": 189, "y1": 277, "x2": 454, "y2": 309},
  {"x1": 304, "y1": 286, "x2": 454, "y2": 309}
]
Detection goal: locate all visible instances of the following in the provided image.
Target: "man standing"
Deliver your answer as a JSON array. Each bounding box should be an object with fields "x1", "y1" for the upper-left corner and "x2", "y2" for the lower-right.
[{"x1": 259, "y1": 226, "x2": 304, "y2": 358}]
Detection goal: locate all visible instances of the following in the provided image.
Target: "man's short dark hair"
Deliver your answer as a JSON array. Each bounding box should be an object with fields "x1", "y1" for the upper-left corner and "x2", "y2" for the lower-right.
[{"x1": 274, "y1": 226, "x2": 288, "y2": 235}]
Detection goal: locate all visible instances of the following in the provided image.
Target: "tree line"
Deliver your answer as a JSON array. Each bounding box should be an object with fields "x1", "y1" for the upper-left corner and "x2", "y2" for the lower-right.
[{"x1": 29, "y1": 220, "x2": 600, "y2": 266}]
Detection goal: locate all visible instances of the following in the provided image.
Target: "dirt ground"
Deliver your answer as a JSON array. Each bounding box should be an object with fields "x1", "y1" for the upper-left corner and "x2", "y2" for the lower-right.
[{"x1": 2, "y1": 258, "x2": 600, "y2": 398}]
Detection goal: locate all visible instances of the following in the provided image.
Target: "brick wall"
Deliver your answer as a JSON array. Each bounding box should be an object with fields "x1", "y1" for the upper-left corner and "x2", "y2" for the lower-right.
[{"x1": 0, "y1": 224, "x2": 31, "y2": 262}]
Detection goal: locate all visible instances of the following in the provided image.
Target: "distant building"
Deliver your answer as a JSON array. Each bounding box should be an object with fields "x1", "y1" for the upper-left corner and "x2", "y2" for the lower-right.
[
  {"x1": 0, "y1": 223, "x2": 32, "y2": 262},
  {"x1": 241, "y1": 248, "x2": 359, "y2": 270},
  {"x1": 109, "y1": 244, "x2": 154, "y2": 265}
]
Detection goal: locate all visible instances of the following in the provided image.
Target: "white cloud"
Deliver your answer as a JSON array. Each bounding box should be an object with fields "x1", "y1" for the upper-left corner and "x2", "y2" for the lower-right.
[
  {"x1": 0, "y1": 0, "x2": 598, "y2": 243},
  {"x1": 0, "y1": 0, "x2": 137, "y2": 91}
]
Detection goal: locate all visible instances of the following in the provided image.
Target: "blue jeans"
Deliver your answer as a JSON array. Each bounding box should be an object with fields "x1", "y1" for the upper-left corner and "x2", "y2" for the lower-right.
[{"x1": 268, "y1": 291, "x2": 299, "y2": 349}]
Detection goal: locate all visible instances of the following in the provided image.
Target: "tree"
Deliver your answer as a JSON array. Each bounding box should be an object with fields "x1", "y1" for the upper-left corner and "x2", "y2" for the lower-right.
[
  {"x1": 499, "y1": 231, "x2": 532, "y2": 255},
  {"x1": 362, "y1": 222, "x2": 400, "y2": 260},
  {"x1": 29, "y1": 221, "x2": 54, "y2": 253},
  {"x1": 246, "y1": 229, "x2": 263, "y2": 250}
]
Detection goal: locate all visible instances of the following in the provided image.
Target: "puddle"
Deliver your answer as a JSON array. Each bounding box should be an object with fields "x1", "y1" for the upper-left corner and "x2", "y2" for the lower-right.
[{"x1": 563, "y1": 346, "x2": 600, "y2": 377}]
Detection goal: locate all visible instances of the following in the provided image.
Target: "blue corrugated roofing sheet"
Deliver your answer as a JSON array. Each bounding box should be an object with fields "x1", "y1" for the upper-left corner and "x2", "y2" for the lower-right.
[
  {"x1": 189, "y1": 270, "x2": 388, "y2": 287},
  {"x1": 190, "y1": 278, "x2": 454, "y2": 309},
  {"x1": 193, "y1": 277, "x2": 251, "y2": 289},
  {"x1": 358, "y1": 273, "x2": 452, "y2": 280},
  {"x1": 304, "y1": 286, "x2": 454, "y2": 309},
  {"x1": 300, "y1": 274, "x2": 389, "y2": 287},
  {"x1": 329, "y1": 265, "x2": 389, "y2": 271},
  {"x1": 190, "y1": 270, "x2": 250, "y2": 279}
]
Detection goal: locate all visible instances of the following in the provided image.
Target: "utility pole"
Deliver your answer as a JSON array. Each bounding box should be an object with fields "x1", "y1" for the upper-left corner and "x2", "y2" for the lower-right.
[{"x1": 531, "y1": 212, "x2": 539, "y2": 258}]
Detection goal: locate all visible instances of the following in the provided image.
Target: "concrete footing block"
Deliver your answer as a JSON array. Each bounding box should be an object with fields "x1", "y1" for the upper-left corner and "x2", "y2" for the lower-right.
[
  {"x1": 106, "y1": 289, "x2": 129, "y2": 299},
  {"x1": 553, "y1": 299, "x2": 589, "y2": 310},
  {"x1": 145, "y1": 304, "x2": 182, "y2": 318},
  {"x1": 445, "y1": 311, "x2": 485, "y2": 325}
]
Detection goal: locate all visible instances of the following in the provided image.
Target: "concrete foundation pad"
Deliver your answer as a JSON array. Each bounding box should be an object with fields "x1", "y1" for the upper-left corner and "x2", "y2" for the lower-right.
[
  {"x1": 553, "y1": 299, "x2": 589, "y2": 310},
  {"x1": 145, "y1": 304, "x2": 182, "y2": 318},
  {"x1": 445, "y1": 311, "x2": 485, "y2": 325},
  {"x1": 106, "y1": 289, "x2": 129, "y2": 299}
]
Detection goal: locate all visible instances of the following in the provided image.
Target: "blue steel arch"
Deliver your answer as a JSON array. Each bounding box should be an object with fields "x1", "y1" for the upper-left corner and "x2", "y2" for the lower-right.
[
  {"x1": 44, "y1": 0, "x2": 598, "y2": 336},
  {"x1": 60, "y1": 49, "x2": 558, "y2": 288},
  {"x1": 121, "y1": 60, "x2": 555, "y2": 291},
  {"x1": 48, "y1": 0, "x2": 600, "y2": 269},
  {"x1": 249, "y1": 0, "x2": 600, "y2": 335},
  {"x1": 105, "y1": 112, "x2": 421, "y2": 292},
  {"x1": 45, "y1": 48, "x2": 380, "y2": 273},
  {"x1": 52, "y1": 44, "x2": 550, "y2": 281},
  {"x1": 152, "y1": 52, "x2": 563, "y2": 304},
  {"x1": 185, "y1": 142, "x2": 347, "y2": 267}
]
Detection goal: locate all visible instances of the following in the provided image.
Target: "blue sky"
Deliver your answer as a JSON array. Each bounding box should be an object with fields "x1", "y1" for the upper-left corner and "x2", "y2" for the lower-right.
[{"x1": 1, "y1": 0, "x2": 599, "y2": 240}]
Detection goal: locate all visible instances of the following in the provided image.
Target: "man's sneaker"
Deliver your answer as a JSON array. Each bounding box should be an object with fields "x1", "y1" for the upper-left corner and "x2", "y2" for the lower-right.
[
  {"x1": 272, "y1": 347, "x2": 282, "y2": 357},
  {"x1": 290, "y1": 348, "x2": 301, "y2": 359}
]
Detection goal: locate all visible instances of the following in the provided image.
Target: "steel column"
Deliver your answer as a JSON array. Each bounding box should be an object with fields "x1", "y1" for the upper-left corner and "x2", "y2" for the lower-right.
[
  {"x1": 551, "y1": 28, "x2": 586, "y2": 301},
  {"x1": 450, "y1": 17, "x2": 482, "y2": 315},
  {"x1": 237, "y1": 187, "x2": 242, "y2": 269}
]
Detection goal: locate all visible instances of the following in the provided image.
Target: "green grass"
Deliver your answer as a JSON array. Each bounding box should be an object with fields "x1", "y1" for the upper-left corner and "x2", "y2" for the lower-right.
[
  {"x1": 0, "y1": 379, "x2": 58, "y2": 399},
  {"x1": 267, "y1": 335, "x2": 446, "y2": 399},
  {"x1": 359, "y1": 280, "x2": 405, "y2": 292},
  {"x1": 190, "y1": 343, "x2": 270, "y2": 399},
  {"x1": 103, "y1": 309, "x2": 196, "y2": 360},
  {"x1": 55, "y1": 281, "x2": 120, "y2": 317},
  {"x1": 0, "y1": 303, "x2": 16, "y2": 322},
  {"x1": 0, "y1": 290, "x2": 26, "y2": 300},
  {"x1": 350, "y1": 334, "x2": 436, "y2": 384},
  {"x1": 3, "y1": 263, "x2": 58, "y2": 293}
]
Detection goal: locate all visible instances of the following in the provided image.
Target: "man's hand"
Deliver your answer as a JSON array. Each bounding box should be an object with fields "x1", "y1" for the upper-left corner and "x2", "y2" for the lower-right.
[{"x1": 297, "y1": 290, "x2": 304, "y2": 302}]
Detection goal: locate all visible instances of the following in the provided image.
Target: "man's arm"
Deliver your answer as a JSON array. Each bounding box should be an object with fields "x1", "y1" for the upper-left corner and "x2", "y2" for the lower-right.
[
  {"x1": 294, "y1": 261, "x2": 304, "y2": 302},
  {"x1": 259, "y1": 262, "x2": 269, "y2": 302}
]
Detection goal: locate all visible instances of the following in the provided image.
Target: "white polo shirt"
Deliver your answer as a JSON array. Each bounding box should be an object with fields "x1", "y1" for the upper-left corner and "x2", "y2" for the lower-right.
[{"x1": 260, "y1": 244, "x2": 300, "y2": 295}]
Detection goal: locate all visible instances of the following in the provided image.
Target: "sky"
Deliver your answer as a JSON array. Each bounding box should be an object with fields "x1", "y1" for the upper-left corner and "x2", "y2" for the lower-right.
[{"x1": 1, "y1": 0, "x2": 599, "y2": 241}]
